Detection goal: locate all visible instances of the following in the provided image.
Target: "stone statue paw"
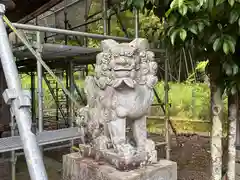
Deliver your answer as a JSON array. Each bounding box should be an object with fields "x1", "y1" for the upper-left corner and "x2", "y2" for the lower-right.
[
  {"x1": 116, "y1": 143, "x2": 136, "y2": 158},
  {"x1": 93, "y1": 135, "x2": 109, "y2": 151},
  {"x1": 145, "y1": 139, "x2": 157, "y2": 164}
]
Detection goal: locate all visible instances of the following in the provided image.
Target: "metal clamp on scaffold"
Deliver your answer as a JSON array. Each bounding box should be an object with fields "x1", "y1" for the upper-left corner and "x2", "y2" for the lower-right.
[
  {"x1": 16, "y1": 91, "x2": 31, "y2": 109},
  {"x1": 2, "y1": 88, "x2": 17, "y2": 105},
  {"x1": 3, "y1": 89, "x2": 31, "y2": 108},
  {"x1": 33, "y1": 39, "x2": 43, "y2": 54},
  {"x1": 0, "y1": 4, "x2": 5, "y2": 14}
]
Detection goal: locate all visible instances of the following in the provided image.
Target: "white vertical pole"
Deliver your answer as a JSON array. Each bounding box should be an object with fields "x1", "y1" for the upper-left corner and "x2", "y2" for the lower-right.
[
  {"x1": 10, "y1": 114, "x2": 16, "y2": 180},
  {"x1": 37, "y1": 31, "x2": 43, "y2": 134},
  {"x1": 0, "y1": 4, "x2": 47, "y2": 180}
]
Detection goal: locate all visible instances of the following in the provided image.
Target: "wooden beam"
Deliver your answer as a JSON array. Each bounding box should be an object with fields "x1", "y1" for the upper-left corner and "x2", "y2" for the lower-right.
[{"x1": 18, "y1": 0, "x2": 63, "y2": 23}]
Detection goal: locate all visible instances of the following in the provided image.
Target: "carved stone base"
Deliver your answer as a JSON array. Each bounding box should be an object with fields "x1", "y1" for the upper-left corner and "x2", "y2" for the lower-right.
[
  {"x1": 78, "y1": 144, "x2": 157, "y2": 171},
  {"x1": 62, "y1": 152, "x2": 177, "y2": 180}
]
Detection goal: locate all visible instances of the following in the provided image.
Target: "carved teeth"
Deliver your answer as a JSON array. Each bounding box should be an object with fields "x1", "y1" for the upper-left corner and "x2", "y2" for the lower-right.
[
  {"x1": 112, "y1": 79, "x2": 123, "y2": 88},
  {"x1": 123, "y1": 79, "x2": 135, "y2": 88},
  {"x1": 112, "y1": 79, "x2": 135, "y2": 88}
]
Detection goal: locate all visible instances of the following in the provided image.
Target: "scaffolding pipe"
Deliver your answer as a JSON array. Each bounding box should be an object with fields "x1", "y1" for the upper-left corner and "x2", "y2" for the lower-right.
[
  {"x1": 69, "y1": 61, "x2": 74, "y2": 148},
  {"x1": 107, "y1": 0, "x2": 111, "y2": 35},
  {"x1": 56, "y1": 81, "x2": 59, "y2": 125},
  {"x1": 16, "y1": 143, "x2": 72, "y2": 156},
  {"x1": 64, "y1": 0, "x2": 68, "y2": 45},
  {"x1": 84, "y1": 0, "x2": 89, "y2": 46},
  {"x1": 31, "y1": 72, "x2": 36, "y2": 123},
  {"x1": 37, "y1": 31, "x2": 44, "y2": 134},
  {"x1": 0, "y1": 4, "x2": 48, "y2": 180},
  {"x1": 134, "y1": 8, "x2": 139, "y2": 38},
  {"x1": 44, "y1": 8, "x2": 128, "y2": 40},
  {"x1": 71, "y1": 18, "x2": 99, "y2": 30},
  {"x1": 42, "y1": 75, "x2": 67, "y2": 124},
  {"x1": 165, "y1": 49, "x2": 170, "y2": 160},
  {"x1": 102, "y1": 0, "x2": 107, "y2": 35},
  {"x1": 10, "y1": 115, "x2": 16, "y2": 180},
  {"x1": 74, "y1": 81, "x2": 86, "y2": 105},
  {"x1": 4, "y1": 16, "x2": 81, "y2": 108},
  {"x1": 65, "y1": 66, "x2": 69, "y2": 126},
  {"x1": 38, "y1": 0, "x2": 80, "y2": 20},
  {"x1": 69, "y1": 62, "x2": 74, "y2": 127},
  {"x1": 11, "y1": 23, "x2": 130, "y2": 42},
  {"x1": 115, "y1": 11, "x2": 129, "y2": 37},
  {"x1": 67, "y1": 8, "x2": 126, "y2": 30}
]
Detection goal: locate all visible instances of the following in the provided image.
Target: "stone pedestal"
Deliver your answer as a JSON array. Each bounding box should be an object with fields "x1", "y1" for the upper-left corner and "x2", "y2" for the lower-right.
[{"x1": 62, "y1": 152, "x2": 177, "y2": 180}]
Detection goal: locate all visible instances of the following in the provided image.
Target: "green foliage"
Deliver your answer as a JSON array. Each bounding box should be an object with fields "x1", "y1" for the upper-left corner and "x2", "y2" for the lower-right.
[
  {"x1": 139, "y1": 11, "x2": 165, "y2": 43},
  {"x1": 196, "y1": 60, "x2": 209, "y2": 72},
  {"x1": 153, "y1": 81, "x2": 228, "y2": 121},
  {"x1": 123, "y1": 0, "x2": 240, "y2": 95},
  {"x1": 187, "y1": 60, "x2": 209, "y2": 82},
  {"x1": 87, "y1": 0, "x2": 165, "y2": 48},
  {"x1": 154, "y1": 82, "x2": 210, "y2": 119}
]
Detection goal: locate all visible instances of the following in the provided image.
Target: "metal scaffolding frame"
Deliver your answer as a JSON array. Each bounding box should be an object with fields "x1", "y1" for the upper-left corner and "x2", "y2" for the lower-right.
[
  {"x1": 0, "y1": 4, "x2": 47, "y2": 180},
  {"x1": 0, "y1": 0, "x2": 172, "y2": 180}
]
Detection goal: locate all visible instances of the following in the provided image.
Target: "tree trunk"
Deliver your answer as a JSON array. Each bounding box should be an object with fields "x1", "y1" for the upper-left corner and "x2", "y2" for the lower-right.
[
  {"x1": 236, "y1": 91, "x2": 240, "y2": 146},
  {"x1": 209, "y1": 59, "x2": 224, "y2": 180},
  {"x1": 227, "y1": 92, "x2": 238, "y2": 180}
]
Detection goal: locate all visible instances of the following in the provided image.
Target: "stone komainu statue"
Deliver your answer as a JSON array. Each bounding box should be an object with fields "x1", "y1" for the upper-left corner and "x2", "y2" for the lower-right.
[{"x1": 76, "y1": 38, "x2": 158, "y2": 169}]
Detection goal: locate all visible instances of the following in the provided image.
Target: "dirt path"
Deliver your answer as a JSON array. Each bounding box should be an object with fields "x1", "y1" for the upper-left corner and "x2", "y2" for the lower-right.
[{"x1": 168, "y1": 134, "x2": 228, "y2": 180}]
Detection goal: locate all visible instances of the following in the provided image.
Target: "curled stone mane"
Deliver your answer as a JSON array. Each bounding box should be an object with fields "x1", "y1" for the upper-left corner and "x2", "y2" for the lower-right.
[{"x1": 94, "y1": 38, "x2": 158, "y2": 90}]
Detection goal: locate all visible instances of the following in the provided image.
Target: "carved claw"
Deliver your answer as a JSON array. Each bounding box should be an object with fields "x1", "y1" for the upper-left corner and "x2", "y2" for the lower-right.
[
  {"x1": 115, "y1": 143, "x2": 136, "y2": 158},
  {"x1": 144, "y1": 139, "x2": 158, "y2": 164}
]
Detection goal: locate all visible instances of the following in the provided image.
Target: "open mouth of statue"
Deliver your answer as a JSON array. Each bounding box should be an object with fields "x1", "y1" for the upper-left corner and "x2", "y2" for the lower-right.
[
  {"x1": 113, "y1": 66, "x2": 133, "y2": 71},
  {"x1": 114, "y1": 69, "x2": 131, "y2": 71},
  {"x1": 112, "y1": 78, "x2": 135, "y2": 88},
  {"x1": 113, "y1": 68, "x2": 132, "y2": 78}
]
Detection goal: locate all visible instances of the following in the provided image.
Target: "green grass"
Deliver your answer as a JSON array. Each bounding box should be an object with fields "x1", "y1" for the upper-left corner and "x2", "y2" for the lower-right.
[
  {"x1": 153, "y1": 82, "x2": 228, "y2": 121},
  {"x1": 147, "y1": 116, "x2": 228, "y2": 135},
  {"x1": 153, "y1": 82, "x2": 211, "y2": 119},
  {"x1": 147, "y1": 117, "x2": 211, "y2": 134}
]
